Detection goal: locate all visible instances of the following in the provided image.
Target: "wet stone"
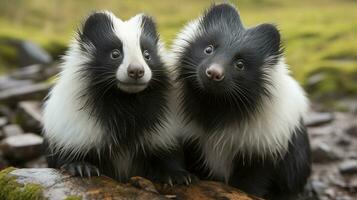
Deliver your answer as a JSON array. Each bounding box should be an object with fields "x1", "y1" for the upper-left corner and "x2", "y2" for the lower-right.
[
  {"x1": 0, "y1": 133, "x2": 44, "y2": 161},
  {"x1": 2, "y1": 124, "x2": 24, "y2": 137},
  {"x1": 339, "y1": 160, "x2": 357, "y2": 175}
]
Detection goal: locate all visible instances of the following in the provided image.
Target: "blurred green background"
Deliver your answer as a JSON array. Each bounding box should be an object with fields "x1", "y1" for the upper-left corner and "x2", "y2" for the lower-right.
[{"x1": 0, "y1": 0, "x2": 356, "y2": 103}]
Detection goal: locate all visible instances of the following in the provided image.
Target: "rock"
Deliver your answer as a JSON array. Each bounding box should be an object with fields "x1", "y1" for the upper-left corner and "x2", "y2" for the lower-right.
[
  {"x1": 311, "y1": 180, "x2": 328, "y2": 197},
  {"x1": 0, "y1": 76, "x2": 33, "y2": 91},
  {"x1": 0, "y1": 133, "x2": 43, "y2": 162},
  {"x1": 157, "y1": 181, "x2": 262, "y2": 200},
  {"x1": 16, "y1": 101, "x2": 42, "y2": 133},
  {"x1": 0, "y1": 117, "x2": 8, "y2": 127},
  {"x1": 305, "y1": 112, "x2": 334, "y2": 127},
  {"x1": 324, "y1": 187, "x2": 336, "y2": 198},
  {"x1": 10, "y1": 63, "x2": 60, "y2": 82},
  {"x1": 308, "y1": 125, "x2": 335, "y2": 136},
  {"x1": 10, "y1": 64, "x2": 44, "y2": 81},
  {"x1": 336, "y1": 196, "x2": 352, "y2": 200},
  {"x1": 0, "y1": 83, "x2": 51, "y2": 106},
  {"x1": 345, "y1": 126, "x2": 357, "y2": 138},
  {"x1": 311, "y1": 141, "x2": 341, "y2": 162},
  {"x1": 0, "y1": 168, "x2": 261, "y2": 200},
  {"x1": 2, "y1": 124, "x2": 24, "y2": 137},
  {"x1": 339, "y1": 160, "x2": 357, "y2": 175},
  {"x1": 16, "y1": 41, "x2": 53, "y2": 67}
]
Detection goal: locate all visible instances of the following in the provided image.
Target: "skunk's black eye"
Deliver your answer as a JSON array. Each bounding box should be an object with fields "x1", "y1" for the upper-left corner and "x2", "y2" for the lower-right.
[
  {"x1": 234, "y1": 59, "x2": 245, "y2": 70},
  {"x1": 143, "y1": 50, "x2": 151, "y2": 61},
  {"x1": 204, "y1": 45, "x2": 214, "y2": 55},
  {"x1": 110, "y1": 49, "x2": 121, "y2": 60}
]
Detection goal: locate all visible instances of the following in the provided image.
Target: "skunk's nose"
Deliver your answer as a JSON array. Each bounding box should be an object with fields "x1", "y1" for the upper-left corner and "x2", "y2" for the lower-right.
[
  {"x1": 206, "y1": 64, "x2": 224, "y2": 81},
  {"x1": 127, "y1": 64, "x2": 145, "y2": 79}
]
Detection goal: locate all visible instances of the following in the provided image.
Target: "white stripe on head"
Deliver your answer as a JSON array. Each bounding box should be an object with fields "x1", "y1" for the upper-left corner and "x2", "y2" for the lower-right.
[{"x1": 114, "y1": 14, "x2": 152, "y2": 85}]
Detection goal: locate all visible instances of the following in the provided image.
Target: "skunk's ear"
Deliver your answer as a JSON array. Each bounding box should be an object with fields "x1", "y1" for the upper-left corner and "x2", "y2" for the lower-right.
[
  {"x1": 78, "y1": 11, "x2": 115, "y2": 46},
  {"x1": 246, "y1": 23, "x2": 282, "y2": 59},
  {"x1": 140, "y1": 15, "x2": 159, "y2": 44},
  {"x1": 201, "y1": 3, "x2": 244, "y2": 31}
]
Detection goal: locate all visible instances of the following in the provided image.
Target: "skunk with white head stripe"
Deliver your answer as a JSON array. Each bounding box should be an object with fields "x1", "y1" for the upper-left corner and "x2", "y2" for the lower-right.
[
  {"x1": 171, "y1": 4, "x2": 311, "y2": 199},
  {"x1": 43, "y1": 11, "x2": 193, "y2": 184}
]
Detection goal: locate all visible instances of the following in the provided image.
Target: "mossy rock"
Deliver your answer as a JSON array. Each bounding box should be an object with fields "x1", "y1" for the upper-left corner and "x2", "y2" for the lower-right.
[
  {"x1": 0, "y1": 168, "x2": 261, "y2": 200},
  {"x1": 0, "y1": 167, "x2": 45, "y2": 200}
]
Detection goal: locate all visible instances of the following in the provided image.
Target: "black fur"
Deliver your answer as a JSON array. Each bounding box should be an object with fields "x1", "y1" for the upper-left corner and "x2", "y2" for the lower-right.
[
  {"x1": 175, "y1": 4, "x2": 311, "y2": 199},
  {"x1": 44, "y1": 12, "x2": 193, "y2": 185}
]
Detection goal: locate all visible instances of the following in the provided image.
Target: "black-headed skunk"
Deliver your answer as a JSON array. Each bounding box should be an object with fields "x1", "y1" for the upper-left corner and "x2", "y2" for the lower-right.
[
  {"x1": 171, "y1": 4, "x2": 311, "y2": 199},
  {"x1": 43, "y1": 11, "x2": 192, "y2": 185}
]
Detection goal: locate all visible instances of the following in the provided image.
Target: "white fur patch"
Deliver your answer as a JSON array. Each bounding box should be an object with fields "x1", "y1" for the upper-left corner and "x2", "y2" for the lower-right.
[
  {"x1": 114, "y1": 14, "x2": 152, "y2": 88},
  {"x1": 43, "y1": 40, "x2": 103, "y2": 158}
]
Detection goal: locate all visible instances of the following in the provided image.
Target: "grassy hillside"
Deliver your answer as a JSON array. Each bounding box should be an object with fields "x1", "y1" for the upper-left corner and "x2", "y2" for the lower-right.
[{"x1": 0, "y1": 0, "x2": 356, "y2": 98}]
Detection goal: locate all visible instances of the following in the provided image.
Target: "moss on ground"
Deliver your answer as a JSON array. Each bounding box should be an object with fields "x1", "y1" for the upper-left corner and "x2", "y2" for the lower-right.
[
  {"x1": 64, "y1": 196, "x2": 83, "y2": 200},
  {"x1": 0, "y1": 167, "x2": 46, "y2": 200}
]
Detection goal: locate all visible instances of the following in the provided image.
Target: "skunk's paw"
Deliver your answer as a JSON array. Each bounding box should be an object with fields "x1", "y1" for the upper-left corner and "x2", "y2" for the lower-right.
[
  {"x1": 150, "y1": 169, "x2": 198, "y2": 186},
  {"x1": 61, "y1": 162, "x2": 100, "y2": 178}
]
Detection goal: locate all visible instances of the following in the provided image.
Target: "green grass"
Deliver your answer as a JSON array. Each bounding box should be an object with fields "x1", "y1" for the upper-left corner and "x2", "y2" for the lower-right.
[{"x1": 0, "y1": 0, "x2": 356, "y2": 98}]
